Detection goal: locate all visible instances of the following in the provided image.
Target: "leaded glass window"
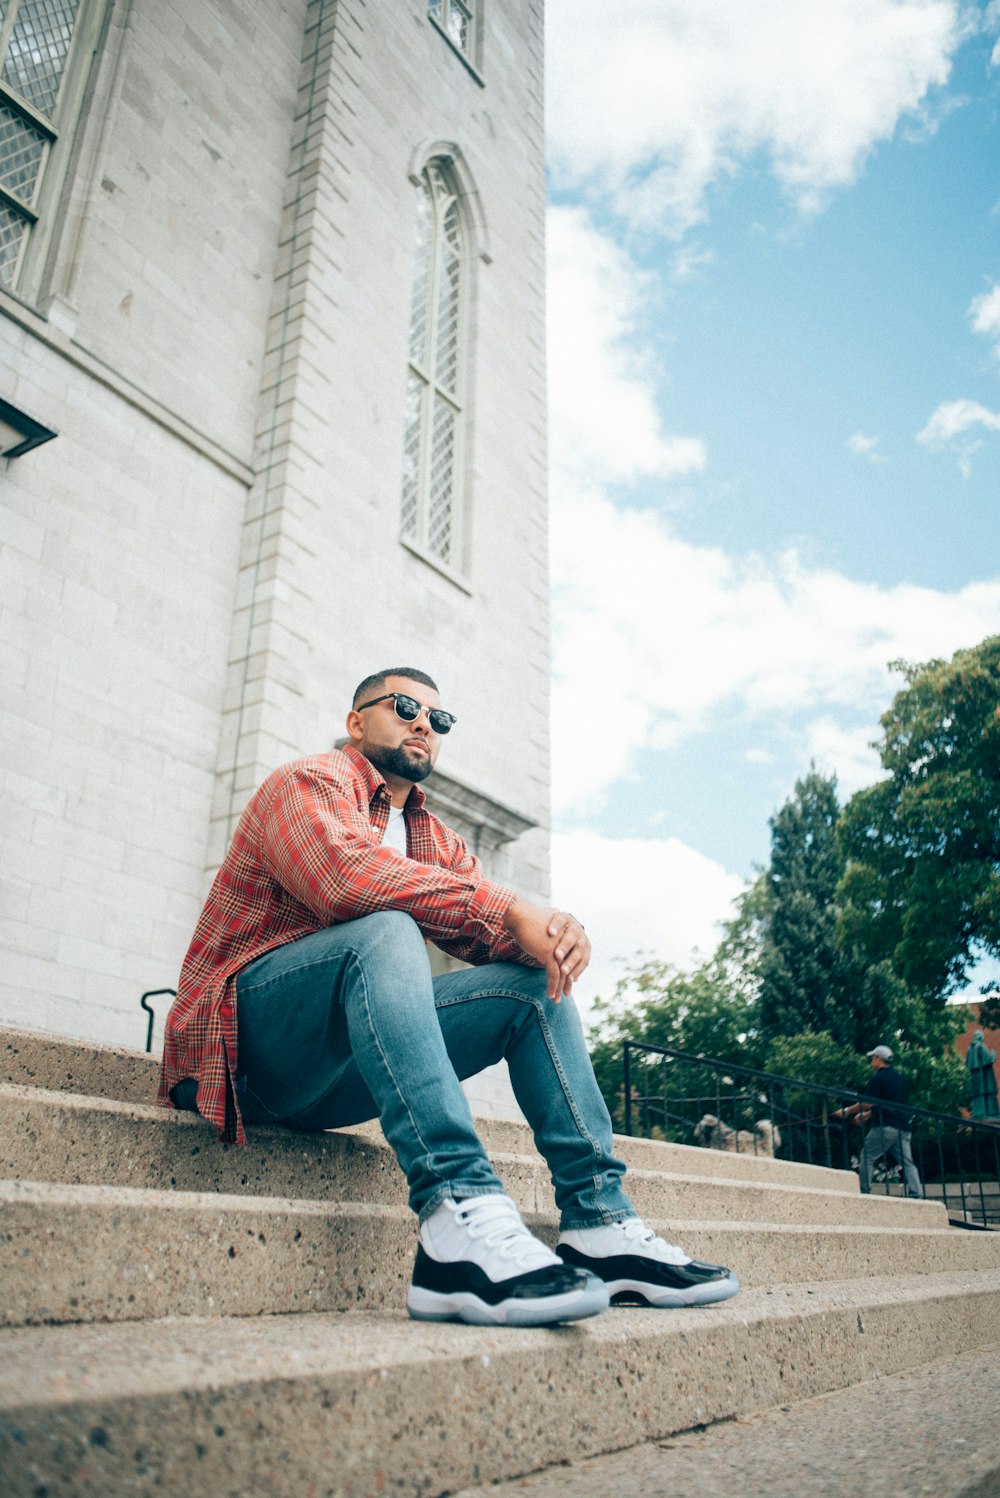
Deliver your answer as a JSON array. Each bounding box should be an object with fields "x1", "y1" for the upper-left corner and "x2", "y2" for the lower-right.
[
  {"x1": 428, "y1": 0, "x2": 476, "y2": 60},
  {"x1": 401, "y1": 162, "x2": 468, "y2": 571},
  {"x1": 0, "y1": 0, "x2": 83, "y2": 289}
]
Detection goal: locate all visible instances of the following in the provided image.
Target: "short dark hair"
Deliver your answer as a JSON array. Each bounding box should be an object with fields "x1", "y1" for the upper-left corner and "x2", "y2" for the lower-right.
[{"x1": 352, "y1": 667, "x2": 440, "y2": 708}]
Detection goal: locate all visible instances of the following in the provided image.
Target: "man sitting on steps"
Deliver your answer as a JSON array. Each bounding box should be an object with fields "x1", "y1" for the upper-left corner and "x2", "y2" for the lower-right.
[{"x1": 158, "y1": 667, "x2": 739, "y2": 1327}]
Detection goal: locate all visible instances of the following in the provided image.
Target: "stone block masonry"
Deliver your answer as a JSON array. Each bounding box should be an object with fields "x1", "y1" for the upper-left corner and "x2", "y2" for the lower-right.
[{"x1": 2, "y1": 1, "x2": 551, "y2": 1099}]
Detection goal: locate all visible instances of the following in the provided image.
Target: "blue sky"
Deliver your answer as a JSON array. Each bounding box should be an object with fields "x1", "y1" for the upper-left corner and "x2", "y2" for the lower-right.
[{"x1": 542, "y1": 1, "x2": 1000, "y2": 1017}]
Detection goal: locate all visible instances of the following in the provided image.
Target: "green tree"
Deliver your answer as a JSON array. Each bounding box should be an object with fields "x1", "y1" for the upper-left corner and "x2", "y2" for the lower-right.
[
  {"x1": 756, "y1": 767, "x2": 876, "y2": 1049},
  {"x1": 764, "y1": 1031, "x2": 867, "y2": 1095},
  {"x1": 586, "y1": 934, "x2": 764, "y2": 1136},
  {"x1": 838, "y1": 635, "x2": 1000, "y2": 1002}
]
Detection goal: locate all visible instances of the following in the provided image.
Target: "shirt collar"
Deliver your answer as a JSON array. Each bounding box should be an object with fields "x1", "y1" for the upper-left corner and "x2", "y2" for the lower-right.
[{"x1": 339, "y1": 742, "x2": 427, "y2": 813}]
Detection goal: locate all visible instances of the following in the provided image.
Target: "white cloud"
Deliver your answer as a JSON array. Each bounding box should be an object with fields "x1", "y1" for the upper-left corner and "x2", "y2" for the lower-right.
[
  {"x1": 917, "y1": 399, "x2": 1000, "y2": 475},
  {"x1": 848, "y1": 431, "x2": 884, "y2": 463},
  {"x1": 547, "y1": 206, "x2": 706, "y2": 485},
  {"x1": 546, "y1": 213, "x2": 1000, "y2": 820},
  {"x1": 551, "y1": 829, "x2": 744, "y2": 1025},
  {"x1": 970, "y1": 283, "x2": 1000, "y2": 357},
  {"x1": 917, "y1": 398, "x2": 1000, "y2": 441},
  {"x1": 547, "y1": 0, "x2": 961, "y2": 234},
  {"x1": 551, "y1": 481, "x2": 1000, "y2": 810},
  {"x1": 988, "y1": 2, "x2": 1000, "y2": 67}
]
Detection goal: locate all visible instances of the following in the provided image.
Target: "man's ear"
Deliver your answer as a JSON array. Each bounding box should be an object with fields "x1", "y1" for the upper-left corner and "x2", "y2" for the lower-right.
[{"x1": 345, "y1": 709, "x2": 365, "y2": 745}]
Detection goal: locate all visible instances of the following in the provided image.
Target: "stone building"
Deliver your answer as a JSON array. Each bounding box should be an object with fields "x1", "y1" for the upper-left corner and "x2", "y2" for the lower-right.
[{"x1": 0, "y1": 0, "x2": 550, "y2": 1109}]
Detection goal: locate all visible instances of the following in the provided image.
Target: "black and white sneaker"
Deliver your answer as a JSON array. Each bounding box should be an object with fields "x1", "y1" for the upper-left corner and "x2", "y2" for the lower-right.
[
  {"x1": 407, "y1": 1194, "x2": 610, "y2": 1327},
  {"x1": 558, "y1": 1219, "x2": 740, "y2": 1308}
]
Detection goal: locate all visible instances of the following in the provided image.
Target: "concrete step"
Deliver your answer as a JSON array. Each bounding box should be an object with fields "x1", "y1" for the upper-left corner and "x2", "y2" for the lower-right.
[
  {"x1": 6, "y1": 1178, "x2": 999, "y2": 1329},
  {"x1": 1, "y1": 1025, "x2": 859, "y2": 1190},
  {"x1": 450, "y1": 1343, "x2": 1000, "y2": 1498},
  {"x1": 1, "y1": 1083, "x2": 927, "y2": 1228},
  {"x1": 2, "y1": 1273, "x2": 998, "y2": 1497},
  {"x1": 1, "y1": 1024, "x2": 160, "y2": 1107},
  {"x1": 465, "y1": 1114, "x2": 859, "y2": 1193}
]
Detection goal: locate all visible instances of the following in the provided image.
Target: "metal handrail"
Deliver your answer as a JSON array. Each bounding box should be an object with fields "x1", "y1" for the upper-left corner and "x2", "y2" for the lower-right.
[
  {"x1": 620, "y1": 1038, "x2": 1000, "y2": 1229},
  {"x1": 140, "y1": 989, "x2": 176, "y2": 1053}
]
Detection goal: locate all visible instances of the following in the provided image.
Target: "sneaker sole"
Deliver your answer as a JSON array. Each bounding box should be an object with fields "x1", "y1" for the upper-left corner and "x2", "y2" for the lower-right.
[
  {"x1": 406, "y1": 1281, "x2": 611, "y2": 1327},
  {"x1": 604, "y1": 1272, "x2": 740, "y2": 1308}
]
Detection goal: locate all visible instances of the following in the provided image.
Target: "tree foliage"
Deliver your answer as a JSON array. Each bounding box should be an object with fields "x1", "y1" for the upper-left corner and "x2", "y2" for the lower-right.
[
  {"x1": 838, "y1": 635, "x2": 1000, "y2": 1001},
  {"x1": 585, "y1": 638, "x2": 998, "y2": 1128},
  {"x1": 756, "y1": 769, "x2": 846, "y2": 1042},
  {"x1": 587, "y1": 953, "x2": 762, "y2": 1134},
  {"x1": 755, "y1": 768, "x2": 915, "y2": 1054}
]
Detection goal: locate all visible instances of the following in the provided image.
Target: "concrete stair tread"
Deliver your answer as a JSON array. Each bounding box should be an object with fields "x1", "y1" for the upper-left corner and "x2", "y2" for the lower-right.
[
  {"x1": 450, "y1": 1344, "x2": 1000, "y2": 1498},
  {"x1": 0, "y1": 1083, "x2": 920, "y2": 1226},
  {"x1": 5, "y1": 1178, "x2": 999, "y2": 1330},
  {"x1": 4, "y1": 1272, "x2": 998, "y2": 1408},
  {"x1": 1, "y1": 1026, "x2": 160, "y2": 1106},
  {"x1": 3, "y1": 1276, "x2": 999, "y2": 1497},
  {"x1": 0, "y1": 1027, "x2": 860, "y2": 1190},
  {"x1": 3, "y1": 1022, "x2": 999, "y2": 1494},
  {"x1": 0, "y1": 1174, "x2": 962, "y2": 1233}
]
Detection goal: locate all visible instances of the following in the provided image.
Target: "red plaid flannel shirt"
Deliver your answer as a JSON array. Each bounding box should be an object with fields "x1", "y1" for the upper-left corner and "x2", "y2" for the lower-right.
[{"x1": 157, "y1": 744, "x2": 529, "y2": 1142}]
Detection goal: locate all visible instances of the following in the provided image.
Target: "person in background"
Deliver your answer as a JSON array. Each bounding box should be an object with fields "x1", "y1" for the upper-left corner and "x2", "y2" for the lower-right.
[{"x1": 833, "y1": 1045, "x2": 923, "y2": 1198}]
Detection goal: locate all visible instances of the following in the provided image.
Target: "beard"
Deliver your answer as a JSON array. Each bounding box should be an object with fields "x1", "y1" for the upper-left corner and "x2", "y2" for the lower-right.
[{"x1": 365, "y1": 742, "x2": 434, "y2": 784}]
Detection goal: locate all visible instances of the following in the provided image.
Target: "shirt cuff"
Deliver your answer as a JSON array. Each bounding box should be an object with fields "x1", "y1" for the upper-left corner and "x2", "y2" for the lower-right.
[{"x1": 466, "y1": 879, "x2": 518, "y2": 940}]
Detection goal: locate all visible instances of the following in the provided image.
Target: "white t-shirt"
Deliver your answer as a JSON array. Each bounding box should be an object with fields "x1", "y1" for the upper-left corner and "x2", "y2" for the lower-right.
[{"x1": 381, "y1": 804, "x2": 408, "y2": 856}]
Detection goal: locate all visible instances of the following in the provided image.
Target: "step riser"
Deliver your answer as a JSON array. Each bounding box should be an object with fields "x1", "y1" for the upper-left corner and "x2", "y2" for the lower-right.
[
  {"x1": 3, "y1": 1283, "x2": 999, "y2": 1498},
  {"x1": 2, "y1": 1090, "x2": 942, "y2": 1229},
  {"x1": 0, "y1": 1031, "x2": 858, "y2": 1191},
  {"x1": 1, "y1": 1193, "x2": 413, "y2": 1326},
  {"x1": 479, "y1": 1115, "x2": 855, "y2": 1191},
  {"x1": 5, "y1": 1185, "x2": 998, "y2": 1329},
  {"x1": 623, "y1": 1170, "x2": 941, "y2": 1227},
  {"x1": 1, "y1": 1029, "x2": 159, "y2": 1108}
]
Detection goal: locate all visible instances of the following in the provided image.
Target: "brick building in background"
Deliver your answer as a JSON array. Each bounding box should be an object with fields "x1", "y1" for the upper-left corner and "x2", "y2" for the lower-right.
[{"x1": 1, "y1": 0, "x2": 549, "y2": 1113}]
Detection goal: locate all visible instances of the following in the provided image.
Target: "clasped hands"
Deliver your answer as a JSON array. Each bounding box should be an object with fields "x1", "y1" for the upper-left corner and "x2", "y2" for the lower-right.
[{"x1": 503, "y1": 897, "x2": 590, "y2": 1004}]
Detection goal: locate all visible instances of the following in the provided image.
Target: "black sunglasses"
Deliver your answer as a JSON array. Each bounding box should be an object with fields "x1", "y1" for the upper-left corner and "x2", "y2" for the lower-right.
[{"x1": 356, "y1": 692, "x2": 457, "y2": 735}]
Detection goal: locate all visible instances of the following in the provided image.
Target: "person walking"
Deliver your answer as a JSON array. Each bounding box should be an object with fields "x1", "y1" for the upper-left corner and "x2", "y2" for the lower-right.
[{"x1": 834, "y1": 1045, "x2": 923, "y2": 1198}]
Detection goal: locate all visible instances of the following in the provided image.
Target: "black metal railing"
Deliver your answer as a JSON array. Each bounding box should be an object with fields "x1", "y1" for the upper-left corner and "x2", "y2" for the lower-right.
[
  {"x1": 139, "y1": 989, "x2": 176, "y2": 1053},
  {"x1": 621, "y1": 1039, "x2": 1000, "y2": 1229}
]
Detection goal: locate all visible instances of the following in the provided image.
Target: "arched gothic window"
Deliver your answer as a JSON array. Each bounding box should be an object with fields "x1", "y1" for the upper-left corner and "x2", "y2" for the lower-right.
[
  {"x1": 0, "y1": 0, "x2": 88, "y2": 290},
  {"x1": 401, "y1": 160, "x2": 467, "y2": 572}
]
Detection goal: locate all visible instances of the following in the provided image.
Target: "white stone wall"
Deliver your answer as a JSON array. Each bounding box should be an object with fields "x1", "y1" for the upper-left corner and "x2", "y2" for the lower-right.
[
  {"x1": 0, "y1": 315, "x2": 250, "y2": 1044},
  {"x1": 1, "y1": 0, "x2": 550, "y2": 1087},
  {"x1": 212, "y1": 0, "x2": 551, "y2": 905}
]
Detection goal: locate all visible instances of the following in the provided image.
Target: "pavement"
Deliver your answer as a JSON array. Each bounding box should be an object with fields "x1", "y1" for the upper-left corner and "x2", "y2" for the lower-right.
[{"x1": 451, "y1": 1344, "x2": 1000, "y2": 1498}]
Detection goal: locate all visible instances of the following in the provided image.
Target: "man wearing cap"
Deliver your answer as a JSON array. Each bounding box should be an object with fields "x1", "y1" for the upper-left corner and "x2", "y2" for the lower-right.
[{"x1": 833, "y1": 1046, "x2": 923, "y2": 1198}]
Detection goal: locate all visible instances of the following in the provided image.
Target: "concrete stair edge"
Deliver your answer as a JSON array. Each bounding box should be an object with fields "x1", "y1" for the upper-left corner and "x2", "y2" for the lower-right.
[
  {"x1": 0, "y1": 1083, "x2": 944, "y2": 1227},
  {"x1": 2, "y1": 1275, "x2": 999, "y2": 1498},
  {"x1": 448, "y1": 1343, "x2": 1000, "y2": 1498},
  {"x1": 0, "y1": 1026, "x2": 862, "y2": 1191},
  {"x1": 4, "y1": 1177, "x2": 999, "y2": 1329}
]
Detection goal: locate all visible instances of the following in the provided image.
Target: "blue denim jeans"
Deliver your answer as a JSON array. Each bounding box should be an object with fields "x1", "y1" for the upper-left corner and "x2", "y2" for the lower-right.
[{"x1": 233, "y1": 910, "x2": 634, "y2": 1226}]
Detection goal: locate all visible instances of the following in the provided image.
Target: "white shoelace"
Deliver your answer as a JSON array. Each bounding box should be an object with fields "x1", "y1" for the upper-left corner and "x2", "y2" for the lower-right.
[
  {"x1": 450, "y1": 1196, "x2": 557, "y2": 1272},
  {"x1": 615, "y1": 1218, "x2": 692, "y2": 1266}
]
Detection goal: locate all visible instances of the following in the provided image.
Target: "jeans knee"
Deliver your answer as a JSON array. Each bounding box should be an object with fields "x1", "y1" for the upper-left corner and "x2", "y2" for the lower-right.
[
  {"x1": 353, "y1": 909, "x2": 425, "y2": 952},
  {"x1": 342, "y1": 910, "x2": 430, "y2": 984},
  {"x1": 514, "y1": 968, "x2": 582, "y2": 1036}
]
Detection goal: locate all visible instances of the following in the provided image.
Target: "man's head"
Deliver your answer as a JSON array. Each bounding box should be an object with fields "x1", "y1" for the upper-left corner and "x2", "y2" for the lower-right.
[
  {"x1": 866, "y1": 1045, "x2": 893, "y2": 1069},
  {"x1": 347, "y1": 668, "x2": 452, "y2": 789}
]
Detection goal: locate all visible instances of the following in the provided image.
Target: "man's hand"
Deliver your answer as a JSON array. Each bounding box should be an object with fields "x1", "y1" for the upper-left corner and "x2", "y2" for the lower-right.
[{"x1": 503, "y1": 897, "x2": 591, "y2": 1003}]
